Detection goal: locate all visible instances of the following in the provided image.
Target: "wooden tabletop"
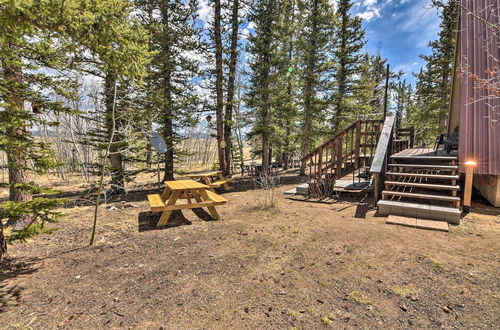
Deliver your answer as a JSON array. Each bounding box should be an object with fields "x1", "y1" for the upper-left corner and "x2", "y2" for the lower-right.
[
  {"x1": 164, "y1": 179, "x2": 209, "y2": 191},
  {"x1": 187, "y1": 171, "x2": 221, "y2": 177}
]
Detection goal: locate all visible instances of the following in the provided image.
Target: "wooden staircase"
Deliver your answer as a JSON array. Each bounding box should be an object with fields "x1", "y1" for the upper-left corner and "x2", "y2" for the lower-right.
[
  {"x1": 300, "y1": 118, "x2": 415, "y2": 197},
  {"x1": 301, "y1": 119, "x2": 383, "y2": 196},
  {"x1": 377, "y1": 151, "x2": 461, "y2": 223}
]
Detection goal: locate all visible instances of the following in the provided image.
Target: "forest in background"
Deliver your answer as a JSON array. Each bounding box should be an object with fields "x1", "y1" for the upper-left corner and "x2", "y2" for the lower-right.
[{"x1": 0, "y1": 0, "x2": 459, "y2": 257}]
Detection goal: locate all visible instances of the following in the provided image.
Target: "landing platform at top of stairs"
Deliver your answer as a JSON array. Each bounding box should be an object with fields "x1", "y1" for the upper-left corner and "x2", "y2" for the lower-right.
[{"x1": 390, "y1": 147, "x2": 457, "y2": 161}]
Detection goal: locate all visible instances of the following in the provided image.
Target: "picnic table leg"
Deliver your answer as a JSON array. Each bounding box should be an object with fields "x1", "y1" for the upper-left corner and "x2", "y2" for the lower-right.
[
  {"x1": 198, "y1": 189, "x2": 221, "y2": 220},
  {"x1": 217, "y1": 172, "x2": 230, "y2": 190},
  {"x1": 202, "y1": 177, "x2": 216, "y2": 192},
  {"x1": 161, "y1": 186, "x2": 172, "y2": 201},
  {"x1": 191, "y1": 189, "x2": 203, "y2": 203},
  {"x1": 157, "y1": 190, "x2": 181, "y2": 227}
]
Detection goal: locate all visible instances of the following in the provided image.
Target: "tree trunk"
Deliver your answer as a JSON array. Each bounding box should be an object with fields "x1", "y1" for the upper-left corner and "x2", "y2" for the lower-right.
[
  {"x1": 0, "y1": 219, "x2": 6, "y2": 262},
  {"x1": 300, "y1": 0, "x2": 318, "y2": 176},
  {"x1": 104, "y1": 72, "x2": 126, "y2": 193},
  {"x1": 223, "y1": 0, "x2": 240, "y2": 177},
  {"x1": 214, "y1": 0, "x2": 226, "y2": 174},
  {"x1": 163, "y1": 107, "x2": 175, "y2": 181},
  {"x1": 163, "y1": 69, "x2": 175, "y2": 181},
  {"x1": 2, "y1": 53, "x2": 32, "y2": 229}
]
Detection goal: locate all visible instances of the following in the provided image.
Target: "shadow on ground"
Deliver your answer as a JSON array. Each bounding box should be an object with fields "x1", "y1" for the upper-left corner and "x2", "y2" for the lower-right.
[{"x1": 0, "y1": 257, "x2": 39, "y2": 313}]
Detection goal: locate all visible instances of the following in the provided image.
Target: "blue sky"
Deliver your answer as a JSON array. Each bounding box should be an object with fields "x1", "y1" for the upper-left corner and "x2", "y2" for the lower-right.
[
  {"x1": 196, "y1": 0, "x2": 442, "y2": 86},
  {"x1": 352, "y1": 0, "x2": 442, "y2": 85}
]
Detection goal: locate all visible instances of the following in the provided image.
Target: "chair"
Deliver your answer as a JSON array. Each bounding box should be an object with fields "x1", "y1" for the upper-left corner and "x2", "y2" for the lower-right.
[{"x1": 434, "y1": 133, "x2": 458, "y2": 155}]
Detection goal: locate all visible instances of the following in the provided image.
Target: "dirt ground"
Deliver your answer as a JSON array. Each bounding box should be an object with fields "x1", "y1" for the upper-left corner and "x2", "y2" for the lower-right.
[{"x1": 1, "y1": 172, "x2": 499, "y2": 329}]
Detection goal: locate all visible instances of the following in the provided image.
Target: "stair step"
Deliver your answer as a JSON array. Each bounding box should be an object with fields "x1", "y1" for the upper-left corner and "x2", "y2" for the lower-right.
[
  {"x1": 388, "y1": 164, "x2": 458, "y2": 170},
  {"x1": 385, "y1": 181, "x2": 460, "y2": 190},
  {"x1": 390, "y1": 155, "x2": 457, "y2": 161},
  {"x1": 382, "y1": 190, "x2": 460, "y2": 202},
  {"x1": 378, "y1": 200, "x2": 460, "y2": 224},
  {"x1": 386, "y1": 172, "x2": 459, "y2": 180}
]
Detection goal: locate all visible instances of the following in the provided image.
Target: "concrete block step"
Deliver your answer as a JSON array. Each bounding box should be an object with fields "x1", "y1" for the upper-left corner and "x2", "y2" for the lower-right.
[
  {"x1": 386, "y1": 215, "x2": 449, "y2": 232},
  {"x1": 378, "y1": 200, "x2": 461, "y2": 224}
]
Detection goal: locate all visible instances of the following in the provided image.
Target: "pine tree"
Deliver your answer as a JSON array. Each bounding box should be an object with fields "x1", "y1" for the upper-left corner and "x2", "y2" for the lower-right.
[
  {"x1": 331, "y1": 0, "x2": 366, "y2": 130},
  {"x1": 412, "y1": 0, "x2": 458, "y2": 143},
  {"x1": 272, "y1": 0, "x2": 300, "y2": 170},
  {"x1": 246, "y1": 0, "x2": 279, "y2": 173},
  {"x1": 0, "y1": 0, "x2": 150, "y2": 258},
  {"x1": 223, "y1": 0, "x2": 241, "y2": 176},
  {"x1": 296, "y1": 0, "x2": 336, "y2": 175},
  {"x1": 137, "y1": 0, "x2": 202, "y2": 181}
]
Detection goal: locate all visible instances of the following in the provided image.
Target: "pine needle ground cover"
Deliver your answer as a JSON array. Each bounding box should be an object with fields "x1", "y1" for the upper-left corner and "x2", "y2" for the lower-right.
[{"x1": 1, "y1": 173, "x2": 499, "y2": 329}]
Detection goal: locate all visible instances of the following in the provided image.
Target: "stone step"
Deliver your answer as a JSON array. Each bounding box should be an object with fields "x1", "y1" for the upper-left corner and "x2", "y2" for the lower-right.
[{"x1": 378, "y1": 200, "x2": 461, "y2": 224}]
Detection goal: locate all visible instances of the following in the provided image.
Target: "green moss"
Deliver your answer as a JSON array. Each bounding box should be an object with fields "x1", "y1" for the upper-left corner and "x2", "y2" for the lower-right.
[
  {"x1": 420, "y1": 254, "x2": 445, "y2": 270},
  {"x1": 348, "y1": 290, "x2": 372, "y2": 305},
  {"x1": 390, "y1": 285, "x2": 418, "y2": 298},
  {"x1": 287, "y1": 309, "x2": 301, "y2": 319},
  {"x1": 320, "y1": 313, "x2": 334, "y2": 325}
]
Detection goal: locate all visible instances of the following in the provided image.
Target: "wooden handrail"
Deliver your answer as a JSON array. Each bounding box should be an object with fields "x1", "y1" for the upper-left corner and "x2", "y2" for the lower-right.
[
  {"x1": 370, "y1": 116, "x2": 394, "y2": 174},
  {"x1": 370, "y1": 116, "x2": 395, "y2": 201},
  {"x1": 301, "y1": 120, "x2": 360, "y2": 162}
]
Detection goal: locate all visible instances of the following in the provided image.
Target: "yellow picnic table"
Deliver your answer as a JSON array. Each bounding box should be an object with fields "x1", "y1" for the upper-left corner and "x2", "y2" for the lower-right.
[
  {"x1": 147, "y1": 179, "x2": 227, "y2": 227},
  {"x1": 187, "y1": 170, "x2": 232, "y2": 191}
]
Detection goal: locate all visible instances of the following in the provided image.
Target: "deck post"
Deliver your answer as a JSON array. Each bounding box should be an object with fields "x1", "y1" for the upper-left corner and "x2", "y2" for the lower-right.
[{"x1": 463, "y1": 160, "x2": 476, "y2": 212}]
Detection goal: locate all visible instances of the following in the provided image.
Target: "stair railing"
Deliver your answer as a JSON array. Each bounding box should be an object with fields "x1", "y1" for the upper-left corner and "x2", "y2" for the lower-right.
[
  {"x1": 301, "y1": 119, "x2": 384, "y2": 195},
  {"x1": 370, "y1": 116, "x2": 395, "y2": 202}
]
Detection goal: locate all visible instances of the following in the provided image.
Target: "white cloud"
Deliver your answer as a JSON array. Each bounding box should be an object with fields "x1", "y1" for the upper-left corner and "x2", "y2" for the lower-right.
[
  {"x1": 355, "y1": 0, "x2": 382, "y2": 22},
  {"x1": 197, "y1": 0, "x2": 211, "y2": 26},
  {"x1": 398, "y1": 0, "x2": 440, "y2": 47}
]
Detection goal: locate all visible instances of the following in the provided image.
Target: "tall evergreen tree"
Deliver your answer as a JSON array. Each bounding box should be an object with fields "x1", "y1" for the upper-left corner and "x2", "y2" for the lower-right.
[
  {"x1": 411, "y1": 0, "x2": 458, "y2": 143},
  {"x1": 137, "y1": 0, "x2": 202, "y2": 181},
  {"x1": 246, "y1": 0, "x2": 278, "y2": 173},
  {"x1": 331, "y1": 0, "x2": 366, "y2": 130},
  {"x1": 223, "y1": 0, "x2": 241, "y2": 176},
  {"x1": 0, "y1": 0, "x2": 150, "y2": 257},
  {"x1": 213, "y1": 0, "x2": 227, "y2": 175},
  {"x1": 272, "y1": 0, "x2": 300, "y2": 170},
  {"x1": 296, "y1": 0, "x2": 336, "y2": 175}
]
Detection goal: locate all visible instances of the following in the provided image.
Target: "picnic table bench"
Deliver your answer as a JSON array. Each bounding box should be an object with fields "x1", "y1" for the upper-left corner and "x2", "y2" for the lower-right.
[
  {"x1": 187, "y1": 170, "x2": 232, "y2": 191},
  {"x1": 147, "y1": 179, "x2": 227, "y2": 227}
]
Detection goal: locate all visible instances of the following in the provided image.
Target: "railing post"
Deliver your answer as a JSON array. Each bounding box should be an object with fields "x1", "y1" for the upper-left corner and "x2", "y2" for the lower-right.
[
  {"x1": 410, "y1": 127, "x2": 415, "y2": 148},
  {"x1": 336, "y1": 140, "x2": 342, "y2": 177},
  {"x1": 373, "y1": 173, "x2": 380, "y2": 201},
  {"x1": 355, "y1": 120, "x2": 361, "y2": 170}
]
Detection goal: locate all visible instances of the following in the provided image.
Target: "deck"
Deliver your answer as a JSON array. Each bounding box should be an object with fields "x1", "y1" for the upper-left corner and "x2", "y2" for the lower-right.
[{"x1": 391, "y1": 147, "x2": 457, "y2": 160}]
